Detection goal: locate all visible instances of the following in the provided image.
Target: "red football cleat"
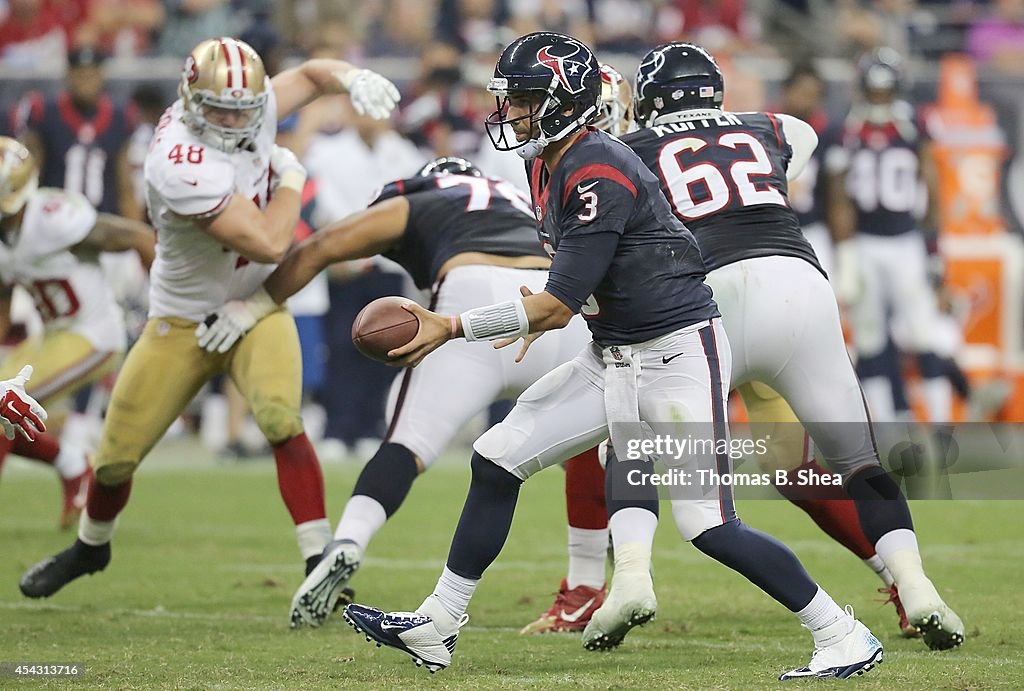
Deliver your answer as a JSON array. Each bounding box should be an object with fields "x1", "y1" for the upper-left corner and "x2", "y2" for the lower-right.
[
  {"x1": 60, "y1": 466, "x2": 91, "y2": 530},
  {"x1": 880, "y1": 584, "x2": 922, "y2": 638},
  {"x1": 520, "y1": 578, "x2": 605, "y2": 634}
]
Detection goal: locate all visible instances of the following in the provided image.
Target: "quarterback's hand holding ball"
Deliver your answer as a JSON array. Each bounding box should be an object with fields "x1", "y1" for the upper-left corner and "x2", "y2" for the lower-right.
[
  {"x1": 386, "y1": 302, "x2": 451, "y2": 368},
  {"x1": 195, "y1": 288, "x2": 278, "y2": 353},
  {"x1": 0, "y1": 365, "x2": 47, "y2": 441},
  {"x1": 336, "y1": 69, "x2": 401, "y2": 120}
]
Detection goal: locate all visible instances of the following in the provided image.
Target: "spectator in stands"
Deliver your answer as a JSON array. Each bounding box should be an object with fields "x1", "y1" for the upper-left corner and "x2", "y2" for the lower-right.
[
  {"x1": 156, "y1": 0, "x2": 238, "y2": 57},
  {"x1": 506, "y1": 0, "x2": 591, "y2": 40},
  {"x1": 76, "y1": 0, "x2": 164, "y2": 57},
  {"x1": 435, "y1": 0, "x2": 508, "y2": 53},
  {"x1": 363, "y1": 0, "x2": 437, "y2": 57},
  {"x1": 0, "y1": 0, "x2": 69, "y2": 68},
  {"x1": 967, "y1": 0, "x2": 1024, "y2": 75}
]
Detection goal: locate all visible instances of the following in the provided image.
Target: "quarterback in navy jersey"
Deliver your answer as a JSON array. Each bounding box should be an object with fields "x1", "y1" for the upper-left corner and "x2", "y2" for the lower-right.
[{"x1": 341, "y1": 33, "x2": 887, "y2": 681}]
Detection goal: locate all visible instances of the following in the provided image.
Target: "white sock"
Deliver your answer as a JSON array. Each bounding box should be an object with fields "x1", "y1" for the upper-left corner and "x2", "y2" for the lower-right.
[
  {"x1": 609, "y1": 507, "x2": 658, "y2": 549},
  {"x1": 920, "y1": 376, "x2": 952, "y2": 423},
  {"x1": 566, "y1": 527, "x2": 607, "y2": 589},
  {"x1": 874, "y1": 528, "x2": 927, "y2": 586},
  {"x1": 864, "y1": 554, "x2": 894, "y2": 587},
  {"x1": 334, "y1": 495, "x2": 387, "y2": 552},
  {"x1": 797, "y1": 587, "x2": 852, "y2": 645},
  {"x1": 428, "y1": 566, "x2": 478, "y2": 625},
  {"x1": 78, "y1": 513, "x2": 117, "y2": 546},
  {"x1": 54, "y1": 444, "x2": 87, "y2": 479},
  {"x1": 296, "y1": 518, "x2": 331, "y2": 560},
  {"x1": 861, "y1": 376, "x2": 895, "y2": 422}
]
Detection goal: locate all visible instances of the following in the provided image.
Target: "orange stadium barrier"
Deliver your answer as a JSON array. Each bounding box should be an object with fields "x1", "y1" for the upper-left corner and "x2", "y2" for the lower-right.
[{"x1": 926, "y1": 55, "x2": 1023, "y2": 420}]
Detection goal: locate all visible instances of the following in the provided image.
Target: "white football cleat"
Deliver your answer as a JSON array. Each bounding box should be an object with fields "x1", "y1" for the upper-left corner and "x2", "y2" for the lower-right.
[
  {"x1": 581, "y1": 569, "x2": 657, "y2": 651},
  {"x1": 895, "y1": 577, "x2": 965, "y2": 650},
  {"x1": 780, "y1": 610, "x2": 883, "y2": 681},
  {"x1": 289, "y1": 540, "x2": 360, "y2": 628},
  {"x1": 344, "y1": 597, "x2": 468, "y2": 673}
]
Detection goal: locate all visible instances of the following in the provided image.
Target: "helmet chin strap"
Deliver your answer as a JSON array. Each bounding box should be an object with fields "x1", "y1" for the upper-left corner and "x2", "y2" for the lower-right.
[{"x1": 517, "y1": 137, "x2": 548, "y2": 160}]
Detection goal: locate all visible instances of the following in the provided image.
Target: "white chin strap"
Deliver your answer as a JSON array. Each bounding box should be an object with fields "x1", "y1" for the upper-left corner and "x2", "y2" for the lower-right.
[{"x1": 517, "y1": 137, "x2": 548, "y2": 160}]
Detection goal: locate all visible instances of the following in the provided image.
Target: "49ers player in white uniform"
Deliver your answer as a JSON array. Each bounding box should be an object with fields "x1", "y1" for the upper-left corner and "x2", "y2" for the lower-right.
[
  {"x1": 0, "y1": 137, "x2": 153, "y2": 528},
  {"x1": 19, "y1": 37, "x2": 401, "y2": 601}
]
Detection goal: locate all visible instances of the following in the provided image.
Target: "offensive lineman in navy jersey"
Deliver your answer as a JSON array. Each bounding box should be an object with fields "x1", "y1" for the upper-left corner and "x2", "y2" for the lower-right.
[
  {"x1": 195, "y1": 156, "x2": 599, "y2": 627},
  {"x1": 342, "y1": 32, "x2": 880, "y2": 680},
  {"x1": 621, "y1": 43, "x2": 962, "y2": 656}
]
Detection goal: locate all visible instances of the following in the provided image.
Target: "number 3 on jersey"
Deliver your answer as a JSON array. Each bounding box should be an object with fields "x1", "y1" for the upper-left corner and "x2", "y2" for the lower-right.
[{"x1": 658, "y1": 133, "x2": 785, "y2": 220}]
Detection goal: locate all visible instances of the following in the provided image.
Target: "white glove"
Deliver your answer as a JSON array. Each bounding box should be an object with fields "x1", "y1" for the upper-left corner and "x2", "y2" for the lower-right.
[
  {"x1": 0, "y1": 365, "x2": 48, "y2": 441},
  {"x1": 195, "y1": 288, "x2": 279, "y2": 354},
  {"x1": 833, "y1": 239, "x2": 863, "y2": 306},
  {"x1": 269, "y1": 145, "x2": 307, "y2": 193},
  {"x1": 337, "y1": 68, "x2": 401, "y2": 120}
]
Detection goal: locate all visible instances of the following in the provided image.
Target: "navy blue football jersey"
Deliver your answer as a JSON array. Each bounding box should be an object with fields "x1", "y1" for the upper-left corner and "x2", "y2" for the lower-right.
[
  {"x1": 530, "y1": 127, "x2": 717, "y2": 346},
  {"x1": 13, "y1": 92, "x2": 135, "y2": 214},
  {"x1": 839, "y1": 103, "x2": 925, "y2": 237},
  {"x1": 623, "y1": 111, "x2": 821, "y2": 275},
  {"x1": 371, "y1": 174, "x2": 546, "y2": 290}
]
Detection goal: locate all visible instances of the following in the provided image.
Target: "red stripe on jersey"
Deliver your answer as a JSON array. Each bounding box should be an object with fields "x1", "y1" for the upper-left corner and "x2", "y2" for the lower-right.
[
  {"x1": 562, "y1": 163, "x2": 638, "y2": 204},
  {"x1": 766, "y1": 112, "x2": 783, "y2": 148},
  {"x1": 396, "y1": 178, "x2": 405, "y2": 195},
  {"x1": 220, "y1": 40, "x2": 234, "y2": 87},
  {"x1": 56, "y1": 93, "x2": 114, "y2": 138}
]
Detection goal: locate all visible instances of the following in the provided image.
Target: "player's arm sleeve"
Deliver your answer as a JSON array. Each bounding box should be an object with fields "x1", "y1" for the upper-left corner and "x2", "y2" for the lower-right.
[
  {"x1": 544, "y1": 231, "x2": 619, "y2": 313},
  {"x1": 27, "y1": 190, "x2": 98, "y2": 256},
  {"x1": 370, "y1": 178, "x2": 417, "y2": 205},
  {"x1": 153, "y1": 156, "x2": 236, "y2": 219},
  {"x1": 775, "y1": 113, "x2": 818, "y2": 181}
]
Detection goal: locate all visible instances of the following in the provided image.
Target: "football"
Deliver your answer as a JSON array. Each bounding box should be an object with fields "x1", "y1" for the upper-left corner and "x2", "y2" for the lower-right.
[{"x1": 351, "y1": 296, "x2": 420, "y2": 363}]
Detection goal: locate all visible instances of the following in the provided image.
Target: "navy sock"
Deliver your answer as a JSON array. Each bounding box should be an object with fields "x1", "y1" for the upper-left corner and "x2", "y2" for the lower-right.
[
  {"x1": 351, "y1": 442, "x2": 419, "y2": 517},
  {"x1": 446, "y1": 453, "x2": 522, "y2": 580},
  {"x1": 604, "y1": 445, "x2": 660, "y2": 518},
  {"x1": 846, "y1": 465, "x2": 914, "y2": 544},
  {"x1": 692, "y1": 518, "x2": 818, "y2": 612}
]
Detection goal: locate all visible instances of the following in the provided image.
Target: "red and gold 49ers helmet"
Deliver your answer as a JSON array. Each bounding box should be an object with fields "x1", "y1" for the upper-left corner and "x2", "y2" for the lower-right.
[
  {"x1": 0, "y1": 136, "x2": 39, "y2": 219},
  {"x1": 594, "y1": 64, "x2": 634, "y2": 137},
  {"x1": 179, "y1": 37, "x2": 268, "y2": 153}
]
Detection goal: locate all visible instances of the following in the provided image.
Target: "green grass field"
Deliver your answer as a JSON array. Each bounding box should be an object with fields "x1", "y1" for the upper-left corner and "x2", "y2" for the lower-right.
[{"x1": 2, "y1": 438, "x2": 1021, "y2": 689}]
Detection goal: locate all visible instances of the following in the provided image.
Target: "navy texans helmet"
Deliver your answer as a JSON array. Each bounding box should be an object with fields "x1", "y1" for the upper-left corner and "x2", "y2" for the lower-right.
[
  {"x1": 858, "y1": 47, "x2": 904, "y2": 100},
  {"x1": 634, "y1": 42, "x2": 724, "y2": 128},
  {"x1": 419, "y1": 156, "x2": 484, "y2": 178},
  {"x1": 485, "y1": 32, "x2": 601, "y2": 160}
]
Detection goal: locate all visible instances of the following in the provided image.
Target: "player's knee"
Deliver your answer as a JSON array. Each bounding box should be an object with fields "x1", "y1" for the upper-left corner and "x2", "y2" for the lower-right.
[
  {"x1": 253, "y1": 401, "x2": 304, "y2": 445},
  {"x1": 95, "y1": 461, "x2": 137, "y2": 486},
  {"x1": 470, "y1": 451, "x2": 522, "y2": 491},
  {"x1": 473, "y1": 420, "x2": 527, "y2": 472},
  {"x1": 351, "y1": 443, "x2": 419, "y2": 517},
  {"x1": 671, "y1": 501, "x2": 721, "y2": 542},
  {"x1": 690, "y1": 518, "x2": 740, "y2": 555}
]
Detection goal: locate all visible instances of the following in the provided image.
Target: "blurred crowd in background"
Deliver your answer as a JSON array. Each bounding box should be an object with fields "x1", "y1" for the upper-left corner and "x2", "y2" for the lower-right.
[{"x1": 1, "y1": 0, "x2": 1023, "y2": 462}]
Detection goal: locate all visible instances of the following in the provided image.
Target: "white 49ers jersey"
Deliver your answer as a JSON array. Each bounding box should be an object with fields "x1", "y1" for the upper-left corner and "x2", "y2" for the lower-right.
[
  {"x1": 144, "y1": 81, "x2": 278, "y2": 321},
  {"x1": 0, "y1": 188, "x2": 126, "y2": 352}
]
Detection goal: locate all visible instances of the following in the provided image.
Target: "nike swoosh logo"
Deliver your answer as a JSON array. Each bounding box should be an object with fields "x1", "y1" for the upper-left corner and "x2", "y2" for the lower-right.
[
  {"x1": 558, "y1": 597, "x2": 596, "y2": 623},
  {"x1": 381, "y1": 622, "x2": 408, "y2": 631},
  {"x1": 182, "y1": 179, "x2": 198, "y2": 186},
  {"x1": 577, "y1": 180, "x2": 599, "y2": 194},
  {"x1": 662, "y1": 352, "x2": 686, "y2": 365}
]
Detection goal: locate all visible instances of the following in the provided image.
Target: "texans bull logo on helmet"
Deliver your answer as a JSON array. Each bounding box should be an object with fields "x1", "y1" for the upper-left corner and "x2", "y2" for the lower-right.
[{"x1": 535, "y1": 41, "x2": 594, "y2": 95}]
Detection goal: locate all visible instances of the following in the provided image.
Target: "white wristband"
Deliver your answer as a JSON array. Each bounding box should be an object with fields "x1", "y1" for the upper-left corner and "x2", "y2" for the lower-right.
[
  {"x1": 278, "y1": 169, "x2": 306, "y2": 193},
  {"x1": 460, "y1": 300, "x2": 529, "y2": 342}
]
